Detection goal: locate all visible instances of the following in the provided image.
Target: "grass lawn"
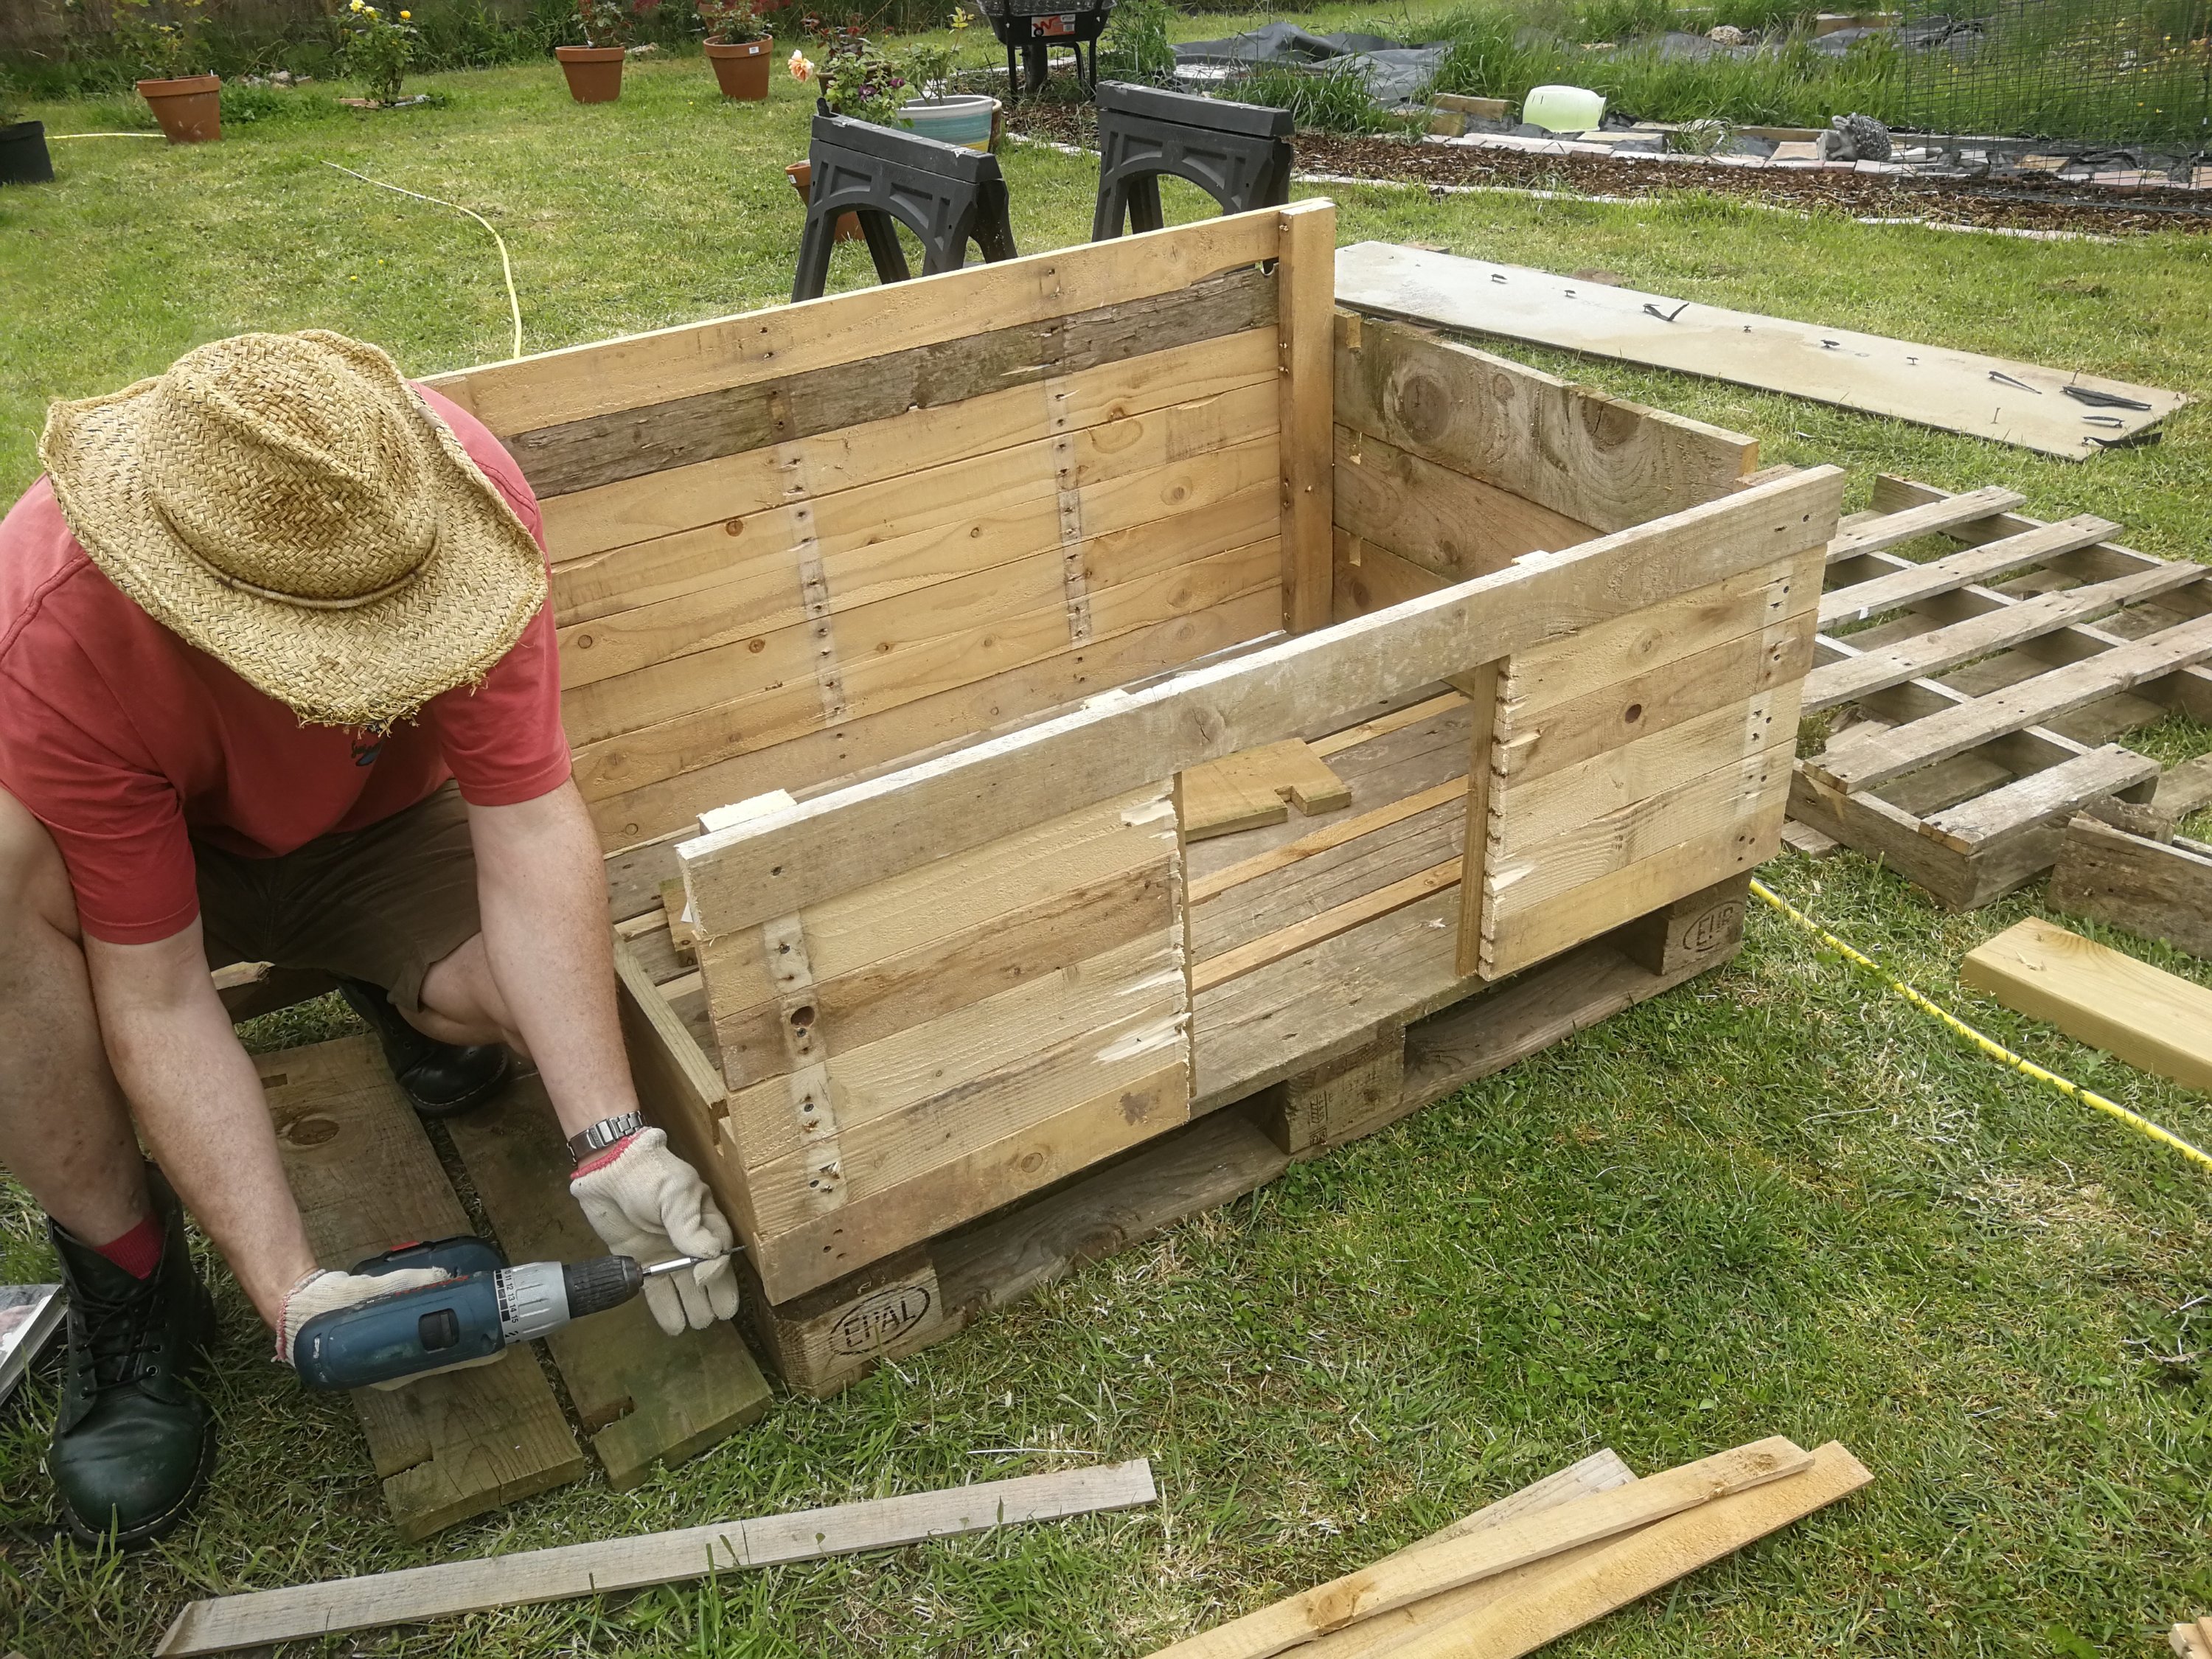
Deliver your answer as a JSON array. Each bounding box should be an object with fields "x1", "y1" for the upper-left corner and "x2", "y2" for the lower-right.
[{"x1": 4, "y1": 51, "x2": 2212, "y2": 1659}]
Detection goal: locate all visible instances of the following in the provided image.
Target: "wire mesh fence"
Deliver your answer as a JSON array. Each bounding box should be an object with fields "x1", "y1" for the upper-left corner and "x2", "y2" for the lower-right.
[{"x1": 1891, "y1": 0, "x2": 2211, "y2": 150}]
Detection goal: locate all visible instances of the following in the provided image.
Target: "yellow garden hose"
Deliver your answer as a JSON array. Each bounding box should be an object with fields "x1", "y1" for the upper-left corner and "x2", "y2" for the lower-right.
[
  {"x1": 1747, "y1": 877, "x2": 2212, "y2": 1175},
  {"x1": 322, "y1": 161, "x2": 524, "y2": 360}
]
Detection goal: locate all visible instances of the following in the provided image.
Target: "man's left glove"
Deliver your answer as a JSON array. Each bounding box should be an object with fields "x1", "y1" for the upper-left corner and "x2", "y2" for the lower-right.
[{"x1": 569, "y1": 1127, "x2": 741, "y2": 1336}]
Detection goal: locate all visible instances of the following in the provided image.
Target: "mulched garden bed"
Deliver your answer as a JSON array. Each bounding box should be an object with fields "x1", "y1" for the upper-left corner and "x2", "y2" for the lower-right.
[{"x1": 1008, "y1": 102, "x2": 2212, "y2": 237}]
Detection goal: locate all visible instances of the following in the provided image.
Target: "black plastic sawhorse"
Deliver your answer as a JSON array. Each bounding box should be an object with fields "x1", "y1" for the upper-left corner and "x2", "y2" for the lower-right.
[
  {"x1": 792, "y1": 107, "x2": 1018, "y2": 302},
  {"x1": 1090, "y1": 80, "x2": 1294, "y2": 240}
]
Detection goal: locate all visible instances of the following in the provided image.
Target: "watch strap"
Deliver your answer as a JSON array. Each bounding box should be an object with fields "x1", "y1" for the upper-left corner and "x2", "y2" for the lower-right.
[{"x1": 568, "y1": 1110, "x2": 646, "y2": 1164}]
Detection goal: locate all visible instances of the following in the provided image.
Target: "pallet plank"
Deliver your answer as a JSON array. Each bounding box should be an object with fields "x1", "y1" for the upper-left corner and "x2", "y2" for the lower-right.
[
  {"x1": 1277, "y1": 202, "x2": 1338, "y2": 633},
  {"x1": 1915, "y1": 744, "x2": 2159, "y2": 852},
  {"x1": 1331, "y1": 311, "x2": 1755, "y2": 535},
  {"x1": 443, "y1": 1077, "x2": 771, "y2": 1491},
  {"x1": 1811, "y1": 613, "x2": 2212, "y2": 793},
  {"x1": 1808, "y1": 560, "x2": 2198, "y2": 710},
  {"x1": 1333, "y1": 426, "x2": 1596, "y2": 578},
  {"x1": 1823, "y1": 486, "x2": 2029, "y2": 562},
  {"x1": 256, "y1": 1038, "x2": 586, "y2": 1540},
  {"x1": 1816, "y1": 515, "x2": 2121, "y2": 627}
]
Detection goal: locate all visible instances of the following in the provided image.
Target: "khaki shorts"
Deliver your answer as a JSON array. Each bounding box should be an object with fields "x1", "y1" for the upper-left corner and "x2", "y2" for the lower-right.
[{"x1": 195, "y1": 780, "x2": 481, "y2": 1017}]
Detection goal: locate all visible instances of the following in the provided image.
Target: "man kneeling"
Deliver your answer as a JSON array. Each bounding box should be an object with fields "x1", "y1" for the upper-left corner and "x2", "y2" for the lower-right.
[{"x1": 0, "y1": 332, "x2": 737, "y2": 1545}]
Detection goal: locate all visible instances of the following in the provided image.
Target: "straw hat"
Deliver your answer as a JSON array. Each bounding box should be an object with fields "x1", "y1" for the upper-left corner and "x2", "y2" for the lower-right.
[{"x1": 39, "y1": 330, "x2": 547, "y2": 730}]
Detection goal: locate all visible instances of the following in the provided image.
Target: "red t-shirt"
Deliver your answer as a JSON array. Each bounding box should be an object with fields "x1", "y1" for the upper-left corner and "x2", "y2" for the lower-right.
[{"x1": 0, "y1": 386, "x2": 572, "y2": 945}]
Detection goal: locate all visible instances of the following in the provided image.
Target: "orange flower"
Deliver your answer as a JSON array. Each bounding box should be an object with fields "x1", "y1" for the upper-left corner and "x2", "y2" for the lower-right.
[{"x1": 790, "y1": 49, "x2": 815, "y2": 80}]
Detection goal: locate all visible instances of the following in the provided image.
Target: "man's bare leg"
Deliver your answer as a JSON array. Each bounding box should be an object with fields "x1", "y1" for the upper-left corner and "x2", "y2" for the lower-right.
[
  {"x1": 413, "y1": 933, "x2": 528, "y2": 1058},
  {"x1": 0, "y1": 790, "x2": 149, "y2": 1245}
]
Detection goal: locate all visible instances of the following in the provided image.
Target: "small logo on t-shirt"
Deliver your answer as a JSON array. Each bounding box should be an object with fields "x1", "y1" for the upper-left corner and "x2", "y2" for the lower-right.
[{"x1": 349, "y1": 731, "x2": 383, "y2": 768}]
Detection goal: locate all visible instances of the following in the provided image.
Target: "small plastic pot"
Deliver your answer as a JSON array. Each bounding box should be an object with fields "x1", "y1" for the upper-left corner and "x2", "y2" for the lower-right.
[
  {"x1": 785, "y1": 160, "x2": 862, "y2": 242},
  {"x1": 0, "y1": 119, "x2": 55, "y2": 185},
  {"x1": 704, "y1": 36, "x2": 773, "y2": 100},
  {"x1": 554, "y1": 45, "x2": 626, "y2": 103},
  {"x1": 137, "y1": 74, "x2": 223, "y2": 143}
]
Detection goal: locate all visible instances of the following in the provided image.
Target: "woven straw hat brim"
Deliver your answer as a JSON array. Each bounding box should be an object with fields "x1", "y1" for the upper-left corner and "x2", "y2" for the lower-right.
[{"x1": 40, "y1": 367, "x2": 546, "y2": 731}]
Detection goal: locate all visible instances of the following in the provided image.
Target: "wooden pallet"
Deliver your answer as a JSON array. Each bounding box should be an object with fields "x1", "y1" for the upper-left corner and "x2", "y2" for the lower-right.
[
  {"x1": 723, "y1": 874, "x2": 1751, "y2": 1398},
  {"x1": 1790, "y1": 475, "x2": 2212, "y2": 908},
  {"x1": 258, "y1": 1037, "x2": 771, "y2": 1537}
]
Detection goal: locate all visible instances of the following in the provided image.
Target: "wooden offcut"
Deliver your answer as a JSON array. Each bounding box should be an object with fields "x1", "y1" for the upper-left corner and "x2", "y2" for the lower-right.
[
  {"x1": 1139, "y1": 1438, "x2": 1810, "y2": 1659},
  {"x1": 1333, "y1": 242, "x2": 2187, "y2": 458},
  {"x1": 2050, "y1": 815, "x2": 2212, "y2": 959},
  {"x1": 1962, "y1": 915, "x2": 2212, "y2": 1090},
  {"x1": 257, "y1": 1039, "x2": 585, "y2": 1540},
  {"x1": 156, "y1": 1460, "x2": 1158, "y2": 1657},
  {"x1": 2171, "y1": 1616, "x2": 2212, "y2": 1659},
  {"x1": 1180, "y1": 740, "x2": 1353, "y2": 841}
]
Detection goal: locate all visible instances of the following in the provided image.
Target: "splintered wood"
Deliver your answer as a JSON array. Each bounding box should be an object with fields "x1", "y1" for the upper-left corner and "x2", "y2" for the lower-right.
[
  {"x1": 1139, "y1": 1436, "x2": 1869, "y2": 1659},
  {"x1": 689, "y1": 782, "x2": 1193, "y2": 1304}
]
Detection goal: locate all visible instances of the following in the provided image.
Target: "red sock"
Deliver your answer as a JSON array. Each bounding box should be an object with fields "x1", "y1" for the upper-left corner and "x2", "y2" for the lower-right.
[{"x1": 92, "y1": 1214, "x2": 163, "y2": 1280}]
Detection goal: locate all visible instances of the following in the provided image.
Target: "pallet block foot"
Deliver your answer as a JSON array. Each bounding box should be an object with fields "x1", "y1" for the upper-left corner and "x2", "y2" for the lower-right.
[
  {"x1": 1263, "y1": 1026, "x2": 1408, "y2": 1158},
  {"x1": 742, "y1": 1246, "x2": 954, "y2": 1400}
]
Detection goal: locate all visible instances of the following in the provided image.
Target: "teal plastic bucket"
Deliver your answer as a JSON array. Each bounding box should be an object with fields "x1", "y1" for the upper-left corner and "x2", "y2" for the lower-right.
[{"x1": 898, "y1": 95, "x2": 996, "y2": 150}]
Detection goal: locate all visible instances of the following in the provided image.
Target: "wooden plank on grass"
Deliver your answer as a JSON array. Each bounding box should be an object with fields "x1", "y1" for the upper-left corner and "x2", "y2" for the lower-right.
[
  {"x1": 1812, "y1": 612, "x2": 2212, "y2": 793},
  {"x1": 1363, "y1": 1441, "x2": 1872, "y2": 1659},
  {"x1": 1277, "y1": 201, "x2": 1337, "y2": 633},
  {"x1": 2050, "y1": 814, "x2": 2212, "y2": 959},
  {"x1": 1139, "y1": 1438, "x2": 1811, "y2": 1659},
  {"x1": 1962, "y1": 914, "x2": 2212, "y2": 1089},
  {"x1": 1331, "y1": 311, "x2": 1756, "y2": 535},
  {"x1": 678, "y1": 466, "x2": 1844, "y2": 936},
  {"x1": 1815, "y1": 515, "x2": 2125, "y2": 629},
  {"x1": 442, "y1": 1076, "x2": 771, "y2": 1492},
  {"x1": 1334, "y1": 242, "x2": 2185, "y2": 459},
  {"x1": 254, "y1": 1038, "x2": 585, "y2": 1541},
  {"x1": 156, "y1": 1460, "x2": 1159, "y2": 1658}
]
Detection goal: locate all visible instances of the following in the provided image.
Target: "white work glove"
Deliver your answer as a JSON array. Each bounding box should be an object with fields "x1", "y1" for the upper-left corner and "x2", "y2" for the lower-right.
[
  {"x1": 569, "y1": 1127, "x2": 740, "y2": 1336},
  {"x1": 277, "y1": 1265, "x2": 501, "y2": 1390}
]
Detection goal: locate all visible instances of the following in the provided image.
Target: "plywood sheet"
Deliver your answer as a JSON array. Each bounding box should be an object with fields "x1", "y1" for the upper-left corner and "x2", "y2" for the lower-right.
[{"x1": 1335, "y1": 242, "x2": 2187, "y2": 459}]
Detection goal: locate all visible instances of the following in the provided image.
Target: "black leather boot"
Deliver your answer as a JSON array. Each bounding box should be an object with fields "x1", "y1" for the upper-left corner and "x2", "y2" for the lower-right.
[
  {"x1": 335, "y1": 976, "x2": 512, "y2": 1119},
  {"x1": 46, "y1": 1168, "x2": 217, "y2": 1548}
]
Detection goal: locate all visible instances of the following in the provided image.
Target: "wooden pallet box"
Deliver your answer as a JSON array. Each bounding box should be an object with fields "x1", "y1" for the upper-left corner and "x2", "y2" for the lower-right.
[{"x1": 422, "y1": 206, "x2": 1842, "y2": 1325}]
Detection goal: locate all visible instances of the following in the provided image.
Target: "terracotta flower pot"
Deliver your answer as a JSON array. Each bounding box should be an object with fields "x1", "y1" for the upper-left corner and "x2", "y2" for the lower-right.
[
  {"x1": 554, "y1": 45, "x2": 626, "y2": 103},
  {"x1": 704, "y1": 35, "x2": 773, "y2": 100},
  {"x1": 137, "y1": 74, "x2": 223, "y2": 143},
  {"x1": 785, "y1": 159, "x2": 861, "y2": 242}
]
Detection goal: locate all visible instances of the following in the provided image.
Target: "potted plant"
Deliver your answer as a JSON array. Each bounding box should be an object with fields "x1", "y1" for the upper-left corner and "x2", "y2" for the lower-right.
[
  {"x1": 894, "y1": 8, "x2": 997, "y2": 151},
  {"x1": 556, "y1": 0, "x2": 647, "y2": 102},
  {"x1": 783, "y1": 30, "x2": 900, "y2": 240},
  {"x1": 115, "y1": 0, "x2": 221, "y2": 143},
  {"x1": 337, "y1": 0, "x2": 420, "y2": 105},
  {"x1": 0, "y1": 80, "x2": 55, "y2": 186},
  {"x1": 698, "y1": 0, "x2": 773, "y2": 100}
]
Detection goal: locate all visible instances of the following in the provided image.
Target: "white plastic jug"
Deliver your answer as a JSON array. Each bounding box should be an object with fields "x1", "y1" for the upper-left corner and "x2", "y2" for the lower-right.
[{"x1": 1523, "y1": 84, "x2": 1607, "y2": 133}]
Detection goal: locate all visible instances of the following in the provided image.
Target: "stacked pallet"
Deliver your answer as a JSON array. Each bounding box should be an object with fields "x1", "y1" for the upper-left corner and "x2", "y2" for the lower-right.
[{"x1": 1792, "y1": 476, "x2": 2212, "y2": 907}]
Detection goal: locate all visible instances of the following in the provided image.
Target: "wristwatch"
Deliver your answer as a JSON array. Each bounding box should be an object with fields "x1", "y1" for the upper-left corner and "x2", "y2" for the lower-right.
[{"x1": 568, "y1": 1110, "x2": 646, "y2": 1164}]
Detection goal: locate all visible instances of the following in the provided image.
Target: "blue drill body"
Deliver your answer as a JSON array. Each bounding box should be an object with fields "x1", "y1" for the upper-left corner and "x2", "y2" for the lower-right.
[{"x1": 293, "y1": 1236, "x2": 648, "y2": 1391}]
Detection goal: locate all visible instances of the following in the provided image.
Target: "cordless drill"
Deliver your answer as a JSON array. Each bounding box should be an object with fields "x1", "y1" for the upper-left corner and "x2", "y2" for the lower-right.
[{"x1": 291, "y1": 1236, "x2": 727, "y2": 1391}]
